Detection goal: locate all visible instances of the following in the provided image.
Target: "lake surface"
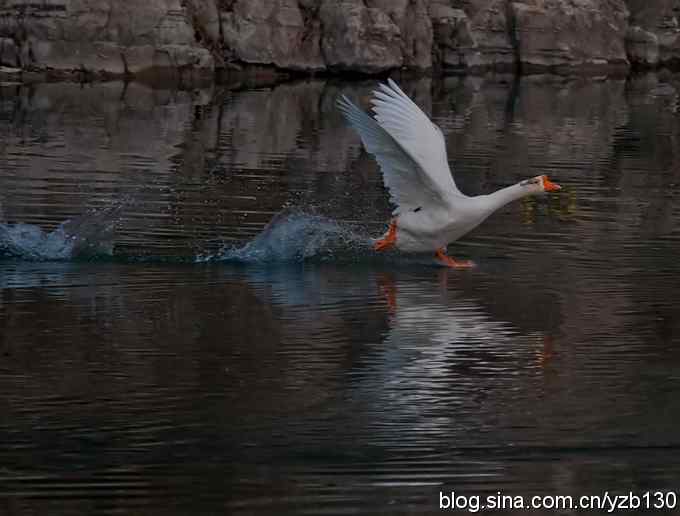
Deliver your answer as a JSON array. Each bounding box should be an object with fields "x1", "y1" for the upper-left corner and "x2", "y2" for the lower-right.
[{"x1": 1, "y1": 73, "x2": 680, "y2": 514}]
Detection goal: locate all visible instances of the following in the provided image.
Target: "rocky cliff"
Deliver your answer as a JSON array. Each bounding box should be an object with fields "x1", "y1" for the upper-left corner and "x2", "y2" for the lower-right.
[{"x1": 1, "y1": 0, "x2": 679, "y2": 79}]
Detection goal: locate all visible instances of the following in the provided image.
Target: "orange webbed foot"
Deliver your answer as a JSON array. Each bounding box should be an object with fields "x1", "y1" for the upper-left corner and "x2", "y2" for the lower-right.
[
  {"x1": 435, "y1": 248, "x2": 475, "y2": 269},
  {"x1": 373, "y1": 220, "x2": 398, "y2": 252}
]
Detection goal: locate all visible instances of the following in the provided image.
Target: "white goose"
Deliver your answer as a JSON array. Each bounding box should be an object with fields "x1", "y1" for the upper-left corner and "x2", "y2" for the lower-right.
[{"x1": 338, "y1": 79, "x2": 561, "y2": 268}]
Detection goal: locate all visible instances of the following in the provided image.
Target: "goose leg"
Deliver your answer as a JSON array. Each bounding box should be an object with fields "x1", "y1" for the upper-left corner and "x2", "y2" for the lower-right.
[
  {"x1": 373, "y1": 220, "x2": 397, "y2": 251},
  {"x1": 435, "y1": 248, "x2": 475, "y2": 269}
]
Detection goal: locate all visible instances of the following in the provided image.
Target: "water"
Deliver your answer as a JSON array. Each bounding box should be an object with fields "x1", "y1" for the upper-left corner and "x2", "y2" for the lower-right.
[{"x1": 1, "y1": 73, "x2": 680, "y2": 514}]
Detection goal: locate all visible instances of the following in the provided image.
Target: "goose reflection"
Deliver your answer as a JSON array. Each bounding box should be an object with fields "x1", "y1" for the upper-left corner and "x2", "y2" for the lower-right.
[
  {"x1": 240, "y1": 266, "x2": 555, "y2": 393},
  {"x1": 236, "y1": 266, "x2": 557, "y2": 446},
  {"x1": 352, "y1": 272, "x2": 552, "y2": 411}
]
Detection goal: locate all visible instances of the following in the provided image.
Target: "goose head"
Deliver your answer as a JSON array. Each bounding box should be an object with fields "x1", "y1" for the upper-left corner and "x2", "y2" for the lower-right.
[{"x1": 521, "y1": 175, "x2": 561, "y2": 194}]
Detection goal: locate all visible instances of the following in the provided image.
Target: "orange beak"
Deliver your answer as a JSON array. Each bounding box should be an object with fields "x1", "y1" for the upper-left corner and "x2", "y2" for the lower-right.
[{"x1": 542, "y1": 175, "x2": 561, "y2": 192}]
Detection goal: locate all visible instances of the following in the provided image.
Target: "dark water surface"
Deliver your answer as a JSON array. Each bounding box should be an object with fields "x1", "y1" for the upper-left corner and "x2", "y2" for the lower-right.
[{"x1": 1, "y1": 74, "x2": 680, "y2": 514}]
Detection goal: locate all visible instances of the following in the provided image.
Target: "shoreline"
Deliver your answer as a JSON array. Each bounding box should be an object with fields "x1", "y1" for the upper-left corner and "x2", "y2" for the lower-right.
[{"x1": 0, "y1": 62, "x2": 673, "y2": 90}]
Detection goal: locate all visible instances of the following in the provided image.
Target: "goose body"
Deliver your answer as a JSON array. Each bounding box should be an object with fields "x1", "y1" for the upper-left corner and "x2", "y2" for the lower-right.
[
  {"x1": 338, "y1": 79, "x2": 561, "y2": 267},
  {"x1": 390, "y1": 194, "x2": 492, "y2": 253}
]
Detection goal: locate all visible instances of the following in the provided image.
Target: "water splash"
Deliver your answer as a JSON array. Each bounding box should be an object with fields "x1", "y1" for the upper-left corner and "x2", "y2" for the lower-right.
[
  {"x1": 1, "y1": 207, "x2": 430, "y2": 266},
  {"x1": 0, "y1": 206, "x2": 121, "y2": 261},
  {"x1": 0, "y1": 223, "x2": 75, "y2": 260},
  {"x1": 203, "y1": 210, "x2": 375, "y2": 264}
]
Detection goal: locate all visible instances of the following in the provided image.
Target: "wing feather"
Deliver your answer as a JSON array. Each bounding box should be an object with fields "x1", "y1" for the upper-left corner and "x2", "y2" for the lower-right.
[
  {"x1": 337, "y1": 80, "x2": 463, "y2": 215},
  {"x1": 372, "y1": 79, "x2": 462, "y2": 201},
  {"x1": 338, "y1": 94, "x2": 435, "y2": 213}
]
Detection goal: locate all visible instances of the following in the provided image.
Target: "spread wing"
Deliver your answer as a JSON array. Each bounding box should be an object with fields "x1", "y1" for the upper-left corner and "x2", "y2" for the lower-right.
[{"x1": 337, "y1": 79, "x2": 464, "y2": 215}]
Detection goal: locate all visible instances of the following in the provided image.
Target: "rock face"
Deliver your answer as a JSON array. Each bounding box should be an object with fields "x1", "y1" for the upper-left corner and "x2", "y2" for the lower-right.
[
  {"x1": 429, "y1": 0, "x2": 515, "y2": 69},
  {"x1": 319, "y1": 0, "x2": 403, "y2": 73},
  {"x1": 219, "y1": 0, "x2": 325, "y2": 71},
  {"x1": 1, "y1": 0, "x2": 680, "y2": 77},
  {"x1": 0, "y1": 0, "x2": 213, "y2": 77},
  {"x1": 626, "y1": 0, "x2": 680, "y2": 67},
  {"x1": 511, "y1": 0, "x2": 630, "y2": 70},
  {"x1": 367, "y1": 0, "x2": 433, "y2": 70}
]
